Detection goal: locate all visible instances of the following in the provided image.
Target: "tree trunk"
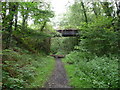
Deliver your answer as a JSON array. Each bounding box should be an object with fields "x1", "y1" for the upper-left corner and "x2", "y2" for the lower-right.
[
  {"x1": 40, "y1": 21, "x2": 47, "y2": 31},
  {"x1": 81, "y1": 2, "x2": 88, "y2": 23},
  {"x1": 5, "y1": 3, "x2": 17, "y2": 49},
  {"x1": 22, "y1": 7, "x2": 29, "y2": 31},
  {"x1": 2, "y1": 2, "x2": 7, "y2": 31},
  {"x1": 115, "y1": 2, "x2": 120, "y2": 18},
  {"x1": 101, "y1": 2, "x2": 112, "y2": 17},
  {"x1": 92, "y1": 2, "x2": 98, "y2": 17},
  {"x1": 115, "y1": 2, "x2": 120, "y2": 54},
  {"x1": 14, "y1": 3, "x2": 19, "y2": 31}
]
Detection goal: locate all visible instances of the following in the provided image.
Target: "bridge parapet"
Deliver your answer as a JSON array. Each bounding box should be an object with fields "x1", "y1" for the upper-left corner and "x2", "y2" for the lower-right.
[{"x1": 56, "y1": 29, "x2": 79, "y2": 37}]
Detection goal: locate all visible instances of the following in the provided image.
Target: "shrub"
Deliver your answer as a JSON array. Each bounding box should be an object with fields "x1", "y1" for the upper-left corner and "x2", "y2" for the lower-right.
[
  {"x1": 63, "y1": 52, "x2": 119, "y2": 88},
  {"x1": 2, "y1": 48, "x2": 55, "y2": 89},
  {"x1": 77, "y1": 16, "x2": 119, "y2": 56}
]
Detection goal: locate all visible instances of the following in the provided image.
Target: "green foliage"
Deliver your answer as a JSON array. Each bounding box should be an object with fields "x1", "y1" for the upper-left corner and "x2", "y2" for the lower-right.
[
  {"x1": 2, "y1": 2, "x2": 54, "y2": 49},
  {"x1": 2, "y1": 1, "x2": 120, "y2": 89},
  {"x1": 61, "y1": 6, "x2": 119, "y2": 88},
  {"x1": 2, "y1": 2, "x2": 55, "y2": 89},
  {"x1": 51, "y1": 37, "x2": 78, "y2": 55},
  {"x1": 101, "y1": 2, "x2": 114, "y2": 16},
  {"x1": 76, "y1": 16, "x2": 119, "y2": 56},
  {"x1": 19, "y1": 2, "x2": 54, "y2": 24},
  {"x1": 29, "y1": 57, "x2": 55, "y2": 88},
  {"x1": 59, "y1": 2, "x2": 101, "y2": 28},
  {"x1": 11, "y1": 27, "x2": 52, "y2": 54},
  {"x1": 2, "y1": 48, "x2": 55, "y2": 89},
  {"x1": 63, "y1": 52, "x2": 119, "y2": 88},
  {"x1": 62, "y1": 15, "x2": 119, "y2": 88}
]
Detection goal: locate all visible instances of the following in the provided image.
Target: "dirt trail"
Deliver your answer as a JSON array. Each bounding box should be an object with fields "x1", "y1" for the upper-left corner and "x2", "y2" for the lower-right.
[{"x1": 45, "y1": 57, "x2": 71, "y2": 88}]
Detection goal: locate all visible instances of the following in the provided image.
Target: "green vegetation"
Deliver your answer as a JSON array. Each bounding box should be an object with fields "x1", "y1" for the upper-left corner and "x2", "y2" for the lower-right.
[
  {"x1": 63, "y1": 52, "x2": 119, "y2": 88},
  {"x1": 60, "y1": 1, "x2": 119, "y2": 88},
  {"x1": 2, "y1": 1, "x2": 55, "y2": 89},
  {"x1": 30, "y1": 58, "x2": 55, "y2": 88},
  {"x1": 62, "y1": 16, "x2": 119, "y2": 88},
  {"x1": 51, "y1": 37, "x2": 78, "y2": 55},
  {"x1": 1, "y1": 0, "x2": 120, "y2": 89},
  {"x1": 3, "y1": 49, "x2": 55, "y2": 88}
]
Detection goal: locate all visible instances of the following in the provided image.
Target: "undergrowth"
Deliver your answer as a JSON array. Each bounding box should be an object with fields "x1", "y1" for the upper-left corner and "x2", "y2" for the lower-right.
[
  {"x1": 2, "y1": 47, "x2": 55, "y2": 89},
  {"x1": 63, "y1": 52, "x2": 119, "y2": 88}
]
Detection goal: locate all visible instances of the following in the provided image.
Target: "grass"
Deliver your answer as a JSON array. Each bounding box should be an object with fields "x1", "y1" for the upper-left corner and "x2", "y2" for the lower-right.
[
  {"x1": 29, "y1": 56, "x2": 55, "y2": 88},
  {"x1": 63, "y1": 62, "x2": 92, "y2": 88},
  {"x1": 3, "y1": 48, "x2": 55, "y2": 88},
  {"x1": 63, "y1": 64, "x2": 75, "y2": 87}
]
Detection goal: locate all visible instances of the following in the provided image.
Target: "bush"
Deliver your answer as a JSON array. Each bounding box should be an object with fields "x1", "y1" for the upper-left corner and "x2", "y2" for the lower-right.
[
  {"x1": 51, "y1": 37, "x2": 78, "y2": 55},
  {"x1": 63, "y1": 52, "x2": 119, "y2": 88},
  {"x1": 77, "y1": 16, "x2": 119, "y2": 56},
  {"x1": 2, "y1": 48, "x2": 55, "y2": 89}
]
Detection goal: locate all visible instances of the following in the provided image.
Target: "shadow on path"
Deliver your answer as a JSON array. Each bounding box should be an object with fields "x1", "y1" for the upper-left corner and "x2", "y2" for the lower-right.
[{"x1": 45, "y1": 57, "x2": 71, "y2": 88}]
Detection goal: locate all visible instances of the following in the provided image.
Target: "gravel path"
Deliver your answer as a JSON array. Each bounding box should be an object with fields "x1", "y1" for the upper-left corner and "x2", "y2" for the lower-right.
[{"x1": 45, "y1": 57, "x2": 71, "y2": 88}]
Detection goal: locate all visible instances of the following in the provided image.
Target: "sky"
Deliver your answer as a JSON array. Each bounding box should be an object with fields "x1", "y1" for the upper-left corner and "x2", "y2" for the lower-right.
[
  {"x1": 48, "y1": 0, "x2": 74, "y2": 29},
  {"x1": 50, "y1": 0, "x2": 73, "y2": 15}
]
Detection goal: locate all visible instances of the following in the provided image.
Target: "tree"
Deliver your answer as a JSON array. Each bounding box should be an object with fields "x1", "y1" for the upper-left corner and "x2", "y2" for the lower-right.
[
  {"x1": 4, "y1": 2, "x2": 18, "y2": 49},
  {"x1": 101, "y1": 2, "x2": 114, "y2": 17},
  {"x1": 92, "y1": 2, "x2": 101, "y2": 17},
  {"x1": 14, "y1": 2, "x2": 19, "y2": 31},
  {"x1": 81, "y1": 1, "x2": 88, "y2": 23}
]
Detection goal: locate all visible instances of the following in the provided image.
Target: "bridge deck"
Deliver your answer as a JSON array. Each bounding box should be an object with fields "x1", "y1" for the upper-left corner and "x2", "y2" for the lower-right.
[{"x1": 56, "y1": 29, "x2": 79, "y2": 37}]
